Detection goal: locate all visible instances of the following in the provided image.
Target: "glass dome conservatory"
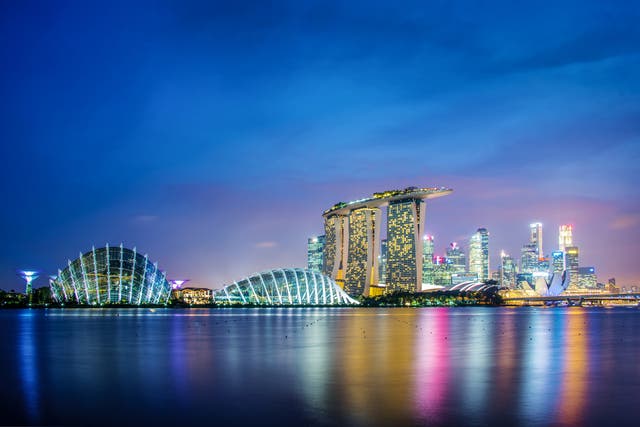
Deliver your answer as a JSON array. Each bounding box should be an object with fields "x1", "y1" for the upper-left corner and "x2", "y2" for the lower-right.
[
  {"x1": 50, "y1": 244, "x2": 172, "y2": 305},
  {"x1": 214, "y1": 268, "x2": 359, "y2": 305}
]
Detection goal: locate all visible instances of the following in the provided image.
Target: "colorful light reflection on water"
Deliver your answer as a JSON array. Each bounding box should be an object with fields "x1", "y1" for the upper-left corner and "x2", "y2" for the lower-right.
[{"x1": 1, "y1": 307, "x2": 639, "y2": 426}]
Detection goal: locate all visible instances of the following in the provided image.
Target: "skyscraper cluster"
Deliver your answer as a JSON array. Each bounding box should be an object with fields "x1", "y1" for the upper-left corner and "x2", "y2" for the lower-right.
[{"x1": 307, "y1": 188, "x2": 603, "y2": 296}]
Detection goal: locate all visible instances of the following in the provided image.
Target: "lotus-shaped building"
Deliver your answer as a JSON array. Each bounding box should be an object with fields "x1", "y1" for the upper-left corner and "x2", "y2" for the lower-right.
[
  {"x1": 50, "y1": 244, "x2": 172, "y2": 305},
  {"x1": 214, "y1": 268, "x2": 359, "y2": 305},
  {"x1": 533, "y1": 270, "x2": 571, "y2": 297}
]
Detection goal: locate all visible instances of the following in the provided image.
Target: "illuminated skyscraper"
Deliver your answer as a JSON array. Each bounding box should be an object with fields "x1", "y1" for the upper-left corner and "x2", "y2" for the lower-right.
[
  {"x1": 446, "y1": 242, "x2": 466, "y2": 275},
  {"x1": 345, "y1": 207, "x2": 381, "y2": 296},
  {"x1": 500, "y1": 251, "x2": 516, "y2": 288},
  {"x1": 322, "y1": 187, "x2": 452, "y2": 294},
  {"x1": 565, "y1": 246, "x2": 579, "y2": 288},
  {"x1": 530, "y1": 222, "x2": 543, "y2": 257},
  {"x1": 433, "y1": 256, "x2": 452, "y2": 287},
  {"x1": 386, "y1": 199, "x2": 426, "y2": 292},
  {"x1": 577, "y1": 267, "x2": 597, "y2": 289},
  {"x1": 551, "y1": 251, "x2": 564, "y2": 274},
  {"x1": 558, "y1": 224, "x2": 573, "y2": 252},
  {"x1": 307, "y1": 235, "x2": 325, "y2": 273},
  {"x1": 469, "y1": 228, "x2": 489, "y2": 281},
  {"x1": 323, "y1": 214, "x2": 348, "y2": 286},
  {"x1": 379, "y1": 239, "x2": 388, "y2": 284},
  {"x1": 520, "y1": 243, "x2": 538, "y2": 273},
  {"x1": 422, "y1": 235, "x2": 434, "y2": 286}
]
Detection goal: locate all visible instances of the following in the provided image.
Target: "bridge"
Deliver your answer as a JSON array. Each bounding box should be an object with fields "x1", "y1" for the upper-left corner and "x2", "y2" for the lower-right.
[{"x1": 503, "y1": 293, "x2": 640, "y2": 306}]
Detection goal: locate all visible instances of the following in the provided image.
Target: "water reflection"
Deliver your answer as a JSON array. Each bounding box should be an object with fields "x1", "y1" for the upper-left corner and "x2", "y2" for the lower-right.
[
  {"x1": 1, "y1": 307, "x2": 636, "y2": 427},
  {"x1": 18, "y1": 311, "x2": 40, "y2": 424}
]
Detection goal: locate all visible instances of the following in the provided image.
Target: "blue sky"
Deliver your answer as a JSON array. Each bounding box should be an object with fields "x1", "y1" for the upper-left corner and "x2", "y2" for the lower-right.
[{"x1": 1, "y1": 0, "x2": 639, "y2": 290}]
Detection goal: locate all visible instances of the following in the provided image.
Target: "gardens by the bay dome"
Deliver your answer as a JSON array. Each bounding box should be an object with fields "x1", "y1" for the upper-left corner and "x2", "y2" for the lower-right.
[{"x1": 50, "y1": 244, "x2": 171, "y2": 305}]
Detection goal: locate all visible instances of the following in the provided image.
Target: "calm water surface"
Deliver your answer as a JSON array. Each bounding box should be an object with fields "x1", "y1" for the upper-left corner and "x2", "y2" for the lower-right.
[{"x1": 1, "y1": 307, "x2": 639, "y2": 426}]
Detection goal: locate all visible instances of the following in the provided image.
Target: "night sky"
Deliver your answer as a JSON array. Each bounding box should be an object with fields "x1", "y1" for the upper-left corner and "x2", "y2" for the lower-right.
[{"x1": 1, "y1": 0, "x2": 639, "y2": 291}]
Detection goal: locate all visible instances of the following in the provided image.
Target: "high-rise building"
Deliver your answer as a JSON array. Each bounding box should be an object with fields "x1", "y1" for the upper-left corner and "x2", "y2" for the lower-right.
[
  {"x1": 500, "y1": 251, "x2": 516, "y2": 288},
  {"x1": 307, "y1": 235, "x2": 325, "y2": 273},
  {"x1": 558, "y1": 224, "x2": 573, "y2": 252},
  {"x1": 322, "y1": 214, "x2": 348, "y2": 286},
  {"x1": 446, "y1": 242, "x2": 466, "y2": 275},
  {"x1": 345, "y1": 207, "x2": 381, "y2": 296},
  {"x1": 322, "y1": 187, "x2": 452, "y2": 295},
  {"x1": 565, "y1": 246, "x2": 579, "y2": 288},
  {"x1": 422, "y1": 235, "x2": 434, "y2": 287},
  {"x1": 379, "y1": 239, "x2": 388, "y2": 284},
  {"x1": 432, "y1": 256, "x2": 452, "y2": 287},
  {"x1": 551, "y1": 251, "x2": 564, "y2": 274},
  {"x1": 520, "y1": 243, "x2": 538, "y2": 274},
  {"x1": 386, "y1": 199, "x2": 426, "y2": 292},
  {"x1": 469, "y1": 228, "x2": 489, "y2": 281},
  {"x1": 577, "y1": 266, "x2": 597, "y2": 289},
  {"x1": 530, "y1": 222, "x2": 543, "y2": 257}
]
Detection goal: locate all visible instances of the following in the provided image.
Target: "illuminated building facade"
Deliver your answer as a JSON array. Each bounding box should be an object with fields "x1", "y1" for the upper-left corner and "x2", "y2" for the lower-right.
[
  {"x1": 559, "y1": 224, "x2": 573, "y2": 252},
  {"x1": 565, "y1": 246, "x2": 580, "y2": 288},
  {"x1": 379, "y1": 239, "x2": 388, "y2": 284},
  {"x1": 469, "y1": 228, "x2": 489, "y2": 281},
  {"x1": 530, "y1": 222, "x2": 543, "y2": 257},
  {"x1": 213, "y1": 268, "x2": 359, "y2": 305},
  {"x1": 422, "y1": 235, "x2": 434, "y2": 286},
  {"x1": 551, "y1": 251, "x2": 564, "y2": 274},
  {"x1": 577, "y1": 267, "x2": 597, "y2": 289},
  {"x1": 432, "y1": 256, "x2": 452, "y2": 287},
  {"x1": 500, "y1": 251, "x2": 516, "y2": 288},
  {"x1": 345, "y1": 207, "x2": 381, "y2": 296},
  {"x1": 446, "y1": 242, "x2": 466, "y2": 275},
  {"x1": 322, "y1": 214, "x2": 348, "y2": 285},
  {"x1": 520, "y1": 244, "x2": 538, "y2": 273},
  {"x1": 174, "y1": 287, "x2": 213, "y2": 305},
  {"x1": 387, "y1": 199, "x2": 425, "y2": 292},
  {"x1": 307, "y1": 235, "x2": 325, "y2": 273},
  {"x1": 322, "y1": 187, "x2": 452, "y2": 295},
  {"x1": 50, "y1": 245, "x2": 172, "y2": 305}
]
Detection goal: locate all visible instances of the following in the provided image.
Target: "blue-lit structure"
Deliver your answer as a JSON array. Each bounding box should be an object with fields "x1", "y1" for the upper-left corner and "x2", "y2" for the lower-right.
[
  {"x1": 50, "y1": 244, "x2": 172, "y2": 305},
  {"x1": 214, "y1": 268, "x2": 359, "y2": 305}
]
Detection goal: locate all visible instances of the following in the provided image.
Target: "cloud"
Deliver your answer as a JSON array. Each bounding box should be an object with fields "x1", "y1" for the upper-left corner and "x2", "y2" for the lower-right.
[
  {"x1": 609, "y1": 214, "x2": 640, "y2": 230},
  {"x1": 254, "y1": 241, "x2": 278, "y2": 249}
]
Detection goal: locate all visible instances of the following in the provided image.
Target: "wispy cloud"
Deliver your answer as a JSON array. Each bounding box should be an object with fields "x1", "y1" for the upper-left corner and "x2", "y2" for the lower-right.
[
  {"x1": 610, "y1": 214, "x2": 640, "y2": 230},
  {"x1": 254, "y1": 241, "x2": 278, "y2": 249}
]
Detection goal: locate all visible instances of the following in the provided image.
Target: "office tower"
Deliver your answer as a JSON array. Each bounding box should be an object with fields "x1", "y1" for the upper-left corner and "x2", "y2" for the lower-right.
[
  {"x1": 345, "y1": 207, "x2": 381, "y2": 296},
  {"x1": 386, "y1": 199, "x2": 426, "y2": 292},
  {"x1": 529, "y1": 222, "x2": 543, "y2": 257},
  {"x1": 577, "y1": 267, "x2": 597, "y2": 289},
  {"x1": 446, "y1": 242, "x2": 466, "y2": 275},
  {"x1": 551, "y1": 251, "x2": 564, "y2": 274},
  {"x1": 558, "y1": 224, "x2": 573, "y2": 252},
  {"x1": 422, "y1": 235, "x2": 434, "y2": 287},
  {"x1": 565, "y1": 246, "x2": 579, "y2": 288},
  {"x1": 469, "y1": 228, "x2": 489, "y2": 281},
  {"x1": 307, "y1": 235, "x2": 325, "y2": 273},
  {"x1": 520, "y1": 243, "x2": 538, "y2": 274},
  {"x1": 323, "y1": 214, "x2": 348, "y2": 285},
  {"x1": 500, "y1": 251, "x2": 516, "y2": 288},
  {"x1": 432, "y1": 256, "x2": 452, "y2": 287}
]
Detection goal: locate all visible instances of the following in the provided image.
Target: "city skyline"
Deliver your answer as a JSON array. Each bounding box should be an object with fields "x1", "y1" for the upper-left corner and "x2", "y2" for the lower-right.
[{"x1": 1, "y1": 1, "x2": 639, "y2": 290}]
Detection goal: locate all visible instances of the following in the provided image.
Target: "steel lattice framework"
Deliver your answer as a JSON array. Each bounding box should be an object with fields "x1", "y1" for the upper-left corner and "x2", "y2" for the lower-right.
[
  {"x1": 214, "y1": 268, "x2": 359, "y2": 305},
  {"x1": 50, "y1": 244, "x2": 172, "y2": 305}
]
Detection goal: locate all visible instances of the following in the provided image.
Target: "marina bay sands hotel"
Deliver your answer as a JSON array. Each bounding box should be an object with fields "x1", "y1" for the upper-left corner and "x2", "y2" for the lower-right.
[{"x1": 322, "y1": 186, "x2": 452, "y2": 297}]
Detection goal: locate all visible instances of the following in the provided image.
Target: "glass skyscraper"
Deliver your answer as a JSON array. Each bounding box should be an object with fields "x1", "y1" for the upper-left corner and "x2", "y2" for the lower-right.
[
  {"x1": 565, "y1": 246, "x2": 580, "y2": 288},
  {"x1": 468, "y1": 228, "x2": 489, "y2": 281},
  {"x1": 307, "y1": 235, "x2": 325, "y2": 273},
  {"x1": 422, "y1": 235, "x2": 434, "y2": 287}
]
